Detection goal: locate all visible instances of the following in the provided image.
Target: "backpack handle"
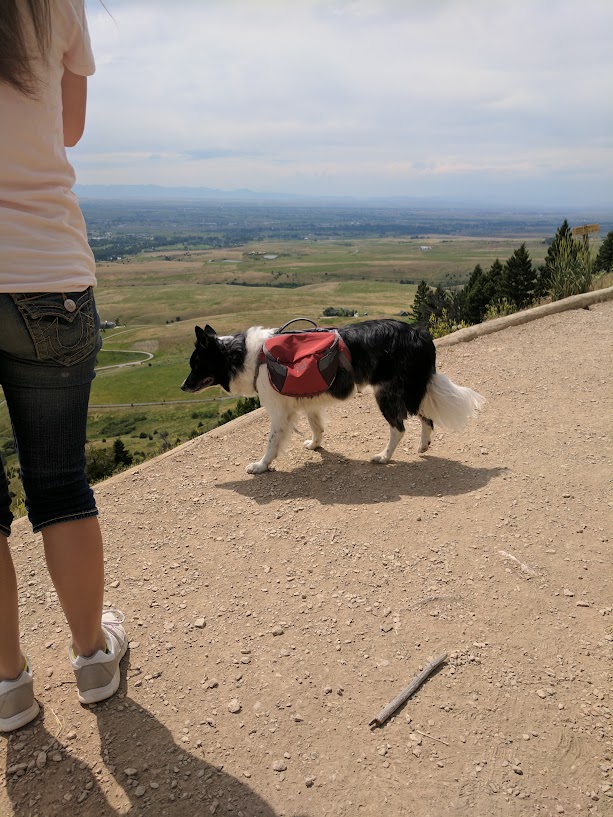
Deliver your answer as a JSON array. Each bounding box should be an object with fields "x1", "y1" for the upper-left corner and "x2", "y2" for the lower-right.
[{"x1": 277, "y1": 318, "x2": 318, "y2": 334}]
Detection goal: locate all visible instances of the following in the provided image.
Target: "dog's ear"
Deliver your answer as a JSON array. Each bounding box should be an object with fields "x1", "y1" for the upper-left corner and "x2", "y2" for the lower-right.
[{"x1": 195, "y1": 325, "x2": 217, "y2": 347}]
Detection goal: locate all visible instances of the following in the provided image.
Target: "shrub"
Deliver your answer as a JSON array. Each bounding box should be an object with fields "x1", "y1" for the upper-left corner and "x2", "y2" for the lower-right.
[
  {"x1": 484, "y1": 298, "x2": 517, "y2": 320},
  {"x1": 428, "y1": 309, "x2": 469, "y2": 339}
]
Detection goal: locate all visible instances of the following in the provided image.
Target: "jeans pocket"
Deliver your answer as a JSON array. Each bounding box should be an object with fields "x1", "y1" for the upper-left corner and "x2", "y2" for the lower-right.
[{"x1": 11, "y1": 288, "x2": 99, "y2": 367}]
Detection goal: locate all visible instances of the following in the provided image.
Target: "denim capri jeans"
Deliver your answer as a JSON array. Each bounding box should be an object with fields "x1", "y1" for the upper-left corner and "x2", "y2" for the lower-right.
[{"x1": 0, "y1": 289, "x2": 102, "y2": 535}]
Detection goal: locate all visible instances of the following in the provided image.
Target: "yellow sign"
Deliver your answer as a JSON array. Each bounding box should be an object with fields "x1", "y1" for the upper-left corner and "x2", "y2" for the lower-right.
[{"x1": 572, "y1": 224, "x2": 600, "y2": 236}]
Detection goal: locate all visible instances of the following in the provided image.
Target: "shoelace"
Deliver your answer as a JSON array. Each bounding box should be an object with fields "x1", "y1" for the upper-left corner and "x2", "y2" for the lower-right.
[
  {"x1": 102, "y1": 608, "x2": 126, "y2": 626},
  {"x1": 101, "y1": 608, "x2": 126, "y2": 651}
]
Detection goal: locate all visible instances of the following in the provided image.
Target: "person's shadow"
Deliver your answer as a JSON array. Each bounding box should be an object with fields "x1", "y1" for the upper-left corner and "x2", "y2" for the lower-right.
[{"x1": 4, "y1": 670, "x2": 302, "y2": 817}]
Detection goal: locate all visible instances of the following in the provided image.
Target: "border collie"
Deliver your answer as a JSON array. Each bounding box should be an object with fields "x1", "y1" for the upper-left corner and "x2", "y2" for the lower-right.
[{"x1": 181, "y1": 319, "x2": 485, "y2": 474}]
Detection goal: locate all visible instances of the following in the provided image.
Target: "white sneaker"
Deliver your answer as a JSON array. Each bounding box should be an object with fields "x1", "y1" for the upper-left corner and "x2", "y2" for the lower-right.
[
  {"x1": 70, "y1": 610, "x2": 128, "y2": 704},
  {"x1": 0, "y1": 658, "x2": 40, "y2": 733}
]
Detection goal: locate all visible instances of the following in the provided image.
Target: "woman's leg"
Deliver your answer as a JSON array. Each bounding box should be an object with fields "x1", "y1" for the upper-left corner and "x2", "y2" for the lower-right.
[
  {"x1": 0, "y1": 533, "x2": 24, "y2": 681},
  {"x1": 0, "y1": 290, "x2": 107, "y2": 660},
  {"x1": 42, "y1": 518, "x2": 106, "y2": 657}
]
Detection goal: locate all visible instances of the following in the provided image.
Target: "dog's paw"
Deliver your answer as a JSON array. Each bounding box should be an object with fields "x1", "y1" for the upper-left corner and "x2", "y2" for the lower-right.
[
  {"x1": 247, "y1": 461, "x2": 269, "y2": 474},
  {"x1": 303, "y1": 439, "x2": 321, "y2": 450},
  {"x1": 371, "y1": 453, "x2": 390, "y2": 464}
]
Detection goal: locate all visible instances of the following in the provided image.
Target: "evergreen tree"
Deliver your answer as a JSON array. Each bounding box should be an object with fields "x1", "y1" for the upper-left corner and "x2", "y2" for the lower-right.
[
  {"x1": 411, "y1": 280, "x2": 430, "y2": 323},
  {"x1": 535, "y1": 220, "x2": 577, "y2": 298},
  {"x1": 427, "y1": 285, "x2": 449, "y2": 320},
  {"x1": 501, "y1": 243, "x2": 536, "y2": 308},
  {"x1": 463, "y1": 264, "x2": 489, "y2": 324},
  {"x1": 113, "y1": 438, "x2": 133, "y2": 467},
  {"x1": 486, "y1": 258, "x2": 504, "y2": 303},
  {"x1": 595, "y1": 230, "x2": 613, "y2": 273}
]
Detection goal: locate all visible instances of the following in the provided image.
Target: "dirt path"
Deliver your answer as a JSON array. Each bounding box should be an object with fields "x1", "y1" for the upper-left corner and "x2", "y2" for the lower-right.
[{"x1": 2, "y1": 301, "x2": 611, "y2": 817}]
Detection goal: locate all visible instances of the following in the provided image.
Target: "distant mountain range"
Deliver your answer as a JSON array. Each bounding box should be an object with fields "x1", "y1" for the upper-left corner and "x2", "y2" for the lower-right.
[
  {"x1": 73, "y1": 185, "x2": 613, "y2": 225},
  {"x1": 74, "y1": 184, "x2": 287, "y2": 201}
]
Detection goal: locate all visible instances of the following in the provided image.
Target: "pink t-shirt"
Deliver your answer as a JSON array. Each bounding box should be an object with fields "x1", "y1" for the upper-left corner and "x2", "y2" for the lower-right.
[{"x1": 0, "y1": 0, "x2": 96, "y2": 293}]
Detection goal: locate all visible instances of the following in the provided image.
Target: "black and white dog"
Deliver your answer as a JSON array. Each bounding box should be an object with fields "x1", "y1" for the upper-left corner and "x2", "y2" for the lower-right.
[{"x1": 181, "y1": 319, "x2": 484, "y2": 474}]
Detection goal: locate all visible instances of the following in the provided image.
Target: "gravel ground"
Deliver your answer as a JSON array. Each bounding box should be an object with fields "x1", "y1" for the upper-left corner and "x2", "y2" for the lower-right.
[{"x1": 1, "y1": 300, "x2": 611, "y2": 817}]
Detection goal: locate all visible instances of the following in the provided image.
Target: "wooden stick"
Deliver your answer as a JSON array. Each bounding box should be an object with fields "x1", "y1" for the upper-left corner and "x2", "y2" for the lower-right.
[
  {"x1": 414, "y1": 729, "x2": 450, "y2": 746},
  {"x1": 369, "y1": 653, "x2": 448, "y2": 727}
]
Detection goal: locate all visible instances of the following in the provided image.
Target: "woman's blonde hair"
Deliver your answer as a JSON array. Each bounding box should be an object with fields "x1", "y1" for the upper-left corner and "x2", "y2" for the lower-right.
[{"x1": 0, "y1": 0, "x2": 51, "y2": 96}]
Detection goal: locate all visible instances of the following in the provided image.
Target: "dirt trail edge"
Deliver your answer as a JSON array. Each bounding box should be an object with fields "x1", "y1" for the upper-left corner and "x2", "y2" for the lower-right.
[{"x1": 2, "y1": 297, "x2": 611, "y2": 817}]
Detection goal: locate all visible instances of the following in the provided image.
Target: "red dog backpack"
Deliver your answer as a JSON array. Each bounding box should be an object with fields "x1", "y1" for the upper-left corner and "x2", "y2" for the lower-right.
[{"x1": 259, "y1": 319, "x2": 352, "y2": 398}]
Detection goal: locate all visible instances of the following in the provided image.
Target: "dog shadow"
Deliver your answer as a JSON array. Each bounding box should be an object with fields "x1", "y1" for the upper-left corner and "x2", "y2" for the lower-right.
[
  {"x1": 217, "y1": 453, "x2": 506, "y2": 506},
  {"x1": 3, "y1": 669, "x2": 301, "y2": 817}
]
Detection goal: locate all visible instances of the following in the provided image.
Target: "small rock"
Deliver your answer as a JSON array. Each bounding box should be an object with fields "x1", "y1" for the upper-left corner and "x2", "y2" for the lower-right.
[
  {"x1": 512, "y1": 766, "x2": 523, "y2": 775},
  {"x1": 271, "y1": 626, "x2": 284, "y2": 636},
  {"x1": 273, "y1": 761, "x2": 287, "y2": 772},
  {"x1": 194, "y1": 618, "x2": 206, "y2": 629},
  {"x1": 134, "y1": 785, "x2": 146, "y2": 797},
  {"x1": 305, "y1": 777, "x2": 316, "y2": 788},
  {"x1": 35, "y1": 752, "x2": 47, "y2": 769},
  {"x1": 110, "y1": 580, "x2": 120, "y2": 589},
  {"x1": 124, "y1": 768, "x2": 138, "y2": 777},
  {"x1": 228, "y1": 698, "x2": 242, "y2": 714}
]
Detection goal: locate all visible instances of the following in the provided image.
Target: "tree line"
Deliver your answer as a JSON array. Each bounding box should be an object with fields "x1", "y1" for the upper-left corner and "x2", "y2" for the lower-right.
[{"x1": 412, "y1": 222, "x2": 613, "y2": 334}]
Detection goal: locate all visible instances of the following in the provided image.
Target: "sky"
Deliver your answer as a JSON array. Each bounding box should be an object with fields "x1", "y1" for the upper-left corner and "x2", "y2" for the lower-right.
[{"x1": 74, "y1": 0, "x2": 613, "y2": 207}]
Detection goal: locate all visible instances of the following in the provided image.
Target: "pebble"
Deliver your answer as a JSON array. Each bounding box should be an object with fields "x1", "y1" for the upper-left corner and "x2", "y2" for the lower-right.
[
  {"x1": 273, "y1": 761, "x2": 287, "y2": 772},
  {"x1": 194, "y1": 617, "x2": 206, "y2": 628},
  {"x1": 35, "y1": 752, "x2": 47, "y2": 769},
  {"x1": 271, "y1": 625, "x2": 284, "y2": 636},
  {"x1": 228, "y1": 698, "x2": 242, "y2": 713}
]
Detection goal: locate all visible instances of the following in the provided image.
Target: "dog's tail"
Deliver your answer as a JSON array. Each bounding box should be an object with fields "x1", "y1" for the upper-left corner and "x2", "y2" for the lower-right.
[{"x1": 419, "y1": 373, "x2": 485, "y2": 432}]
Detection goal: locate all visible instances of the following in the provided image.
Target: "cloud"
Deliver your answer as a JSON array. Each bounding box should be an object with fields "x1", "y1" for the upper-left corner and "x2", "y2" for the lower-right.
[{"x1": 74, "y1": 0, "x2": 613, "y2": 205}]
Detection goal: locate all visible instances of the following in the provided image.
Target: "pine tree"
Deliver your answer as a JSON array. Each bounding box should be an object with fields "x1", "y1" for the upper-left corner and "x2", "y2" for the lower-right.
[
  {"x1": 595, "y1": 230, "x2": 613, "y2": 273},
  {"x1": 113, "y1": 438, "x2": 133, "y2": 467},
  {"x1": 487, "y1": 258, "x2": 504, "y2": 303},
  {"x1": 501, "y1": 244, "x2": 536, "y2": 308},
  {"x1": 411, "y1": 280, "x2": 430, "y2": 323},
  {"x1": 463, "y1": 264, "x2": 489, "y2": 324}
]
